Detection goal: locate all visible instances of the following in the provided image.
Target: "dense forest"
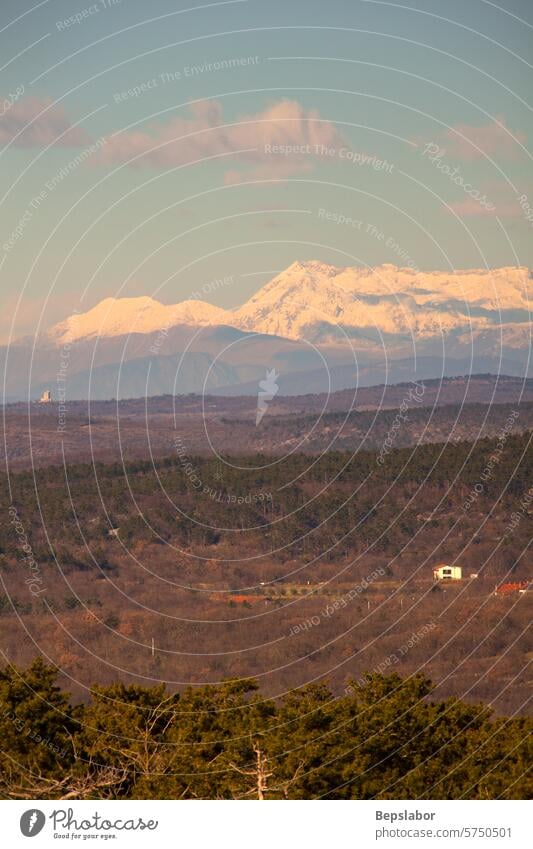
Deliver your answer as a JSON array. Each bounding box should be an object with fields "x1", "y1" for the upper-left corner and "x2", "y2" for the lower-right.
[
  {"x1": 1, "y1": 660, "x2": 531, "y2": 800},
  {"x1": 1, "y1": 430, "x2": 531, "y2": 566}
]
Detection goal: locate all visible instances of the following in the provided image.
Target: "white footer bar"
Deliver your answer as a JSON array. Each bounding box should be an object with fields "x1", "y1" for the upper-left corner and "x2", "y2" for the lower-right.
[{"x1": 2, "y1": 799, "x2": 529, "y2": 848}]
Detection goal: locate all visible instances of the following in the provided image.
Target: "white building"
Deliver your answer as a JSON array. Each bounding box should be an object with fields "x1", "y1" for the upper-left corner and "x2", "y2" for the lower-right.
[
  {"x1": 39, "y1": 390, "x2": 52, "y2": 404},
  {"x1": 433, "y1": 564, "x2": 462, "y2": 581}
]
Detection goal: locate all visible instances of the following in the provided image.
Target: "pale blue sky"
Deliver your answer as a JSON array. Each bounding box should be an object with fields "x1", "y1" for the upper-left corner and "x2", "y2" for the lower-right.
[{"x1": 1, "y1": 0, "x2": 532, "y2": 341}]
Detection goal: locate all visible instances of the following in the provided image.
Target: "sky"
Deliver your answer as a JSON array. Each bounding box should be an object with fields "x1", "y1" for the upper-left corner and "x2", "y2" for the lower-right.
[{"x1": 0, "y1": 0, "x2": 532, "y2": 342}]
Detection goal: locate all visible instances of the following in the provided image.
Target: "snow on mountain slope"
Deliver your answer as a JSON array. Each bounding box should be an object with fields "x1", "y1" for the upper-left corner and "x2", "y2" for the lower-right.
[
  {"x1": 231, "y1": 262, "x2": 532, "y2": 340},
  {"x1": 48, "y1": 296, "x2": 229, "y2": 344},
  {"x1": 45, "y1": 262, "x2": 532, "y2": 346},
  {"x1": 333, "y1": 262, "x2": 530, "y2": 309},
  {"x1": 231, "y1": 268, "x2": 466, "y2": 339}
]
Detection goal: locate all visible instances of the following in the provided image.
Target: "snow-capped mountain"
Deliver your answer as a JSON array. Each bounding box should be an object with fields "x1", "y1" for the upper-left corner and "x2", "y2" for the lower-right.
[
  {"x1": 2, "y1": 261, "x2": 528, "y2": 401},
  {"x1": 231, "y1": 261, "x2": 531, "y2": 342},
  {"x1": 46, "y1": 261, "x2": 532, "y2": 347},
  {"x1": 48, "y1": 295, "x2": 228, "y2": 345}
]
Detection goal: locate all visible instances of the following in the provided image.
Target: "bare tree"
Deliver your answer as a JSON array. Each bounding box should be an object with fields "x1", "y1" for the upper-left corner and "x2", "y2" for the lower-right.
[
  {"x1": 1, "y1": 762, "x2": 126, "y2": 800},
  {"x1": 230, "y1": 741, "x2": 273, "y2": 800}
]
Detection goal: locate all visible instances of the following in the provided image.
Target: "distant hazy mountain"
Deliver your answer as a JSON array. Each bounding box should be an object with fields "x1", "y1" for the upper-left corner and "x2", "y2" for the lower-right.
[{"x1": 2, "y1": 262, "x2": 531, "y2": 400}]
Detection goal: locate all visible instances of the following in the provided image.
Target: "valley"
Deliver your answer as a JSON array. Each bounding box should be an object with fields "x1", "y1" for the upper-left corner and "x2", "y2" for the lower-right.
[{"x1": 1, "y1": 426, "x2": 530, "y2": 713}]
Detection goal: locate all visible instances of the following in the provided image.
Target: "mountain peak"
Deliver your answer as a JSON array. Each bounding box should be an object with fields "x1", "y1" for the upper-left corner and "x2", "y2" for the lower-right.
[
  {"x1": 285, "y1": 259, "x2": 342, "y2": 277},
  {"x1": 47, "y1": 295, "x2": 228, "y2": 345}
]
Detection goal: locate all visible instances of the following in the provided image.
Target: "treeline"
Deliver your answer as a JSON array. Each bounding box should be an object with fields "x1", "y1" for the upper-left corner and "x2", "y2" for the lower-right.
[
  {"x1": 221, "y1": 401, "x2": 533, "y2": 454},
  {"x1": 0, "y1": 431, "x2": 530, "y2": 566},
  {"x1": 0, "y1": 659, "x2": 530, "y2": 800}
]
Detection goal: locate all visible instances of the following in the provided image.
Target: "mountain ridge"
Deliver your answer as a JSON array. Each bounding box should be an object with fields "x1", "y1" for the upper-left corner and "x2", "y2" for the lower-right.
[
  {"x1": 3, "y1": 262, "x2": 530, "y2": 401},
  {"x1": 44, "y1": 261, "x2": 532, "y2": 346}
]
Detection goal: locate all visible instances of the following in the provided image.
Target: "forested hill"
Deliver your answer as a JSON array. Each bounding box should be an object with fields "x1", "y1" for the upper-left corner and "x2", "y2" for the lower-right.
[
  {"x1": 1, "y1": 430, "x2": 530, "y2": 565},
  {"x1": 3, "y1": 374, "x2": 533, "y2": 471}
]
